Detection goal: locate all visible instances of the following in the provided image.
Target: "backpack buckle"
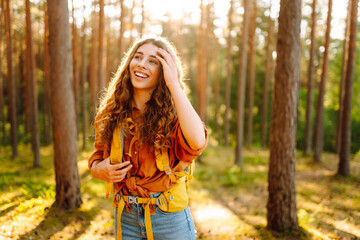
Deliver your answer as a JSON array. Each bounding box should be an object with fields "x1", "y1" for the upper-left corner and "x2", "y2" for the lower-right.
[
  {"x1": 164, "y1": 166, "x2": 172, "y2": 175},
  {"x1": 156, "y1": 197, "x2": 165, "y2": 206},
  {"x1": 127, "y1": 196, "x2": 138, "y2": 204}
]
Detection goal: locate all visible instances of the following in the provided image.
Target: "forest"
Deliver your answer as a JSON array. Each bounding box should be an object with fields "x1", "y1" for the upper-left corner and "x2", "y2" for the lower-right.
[{"x1": 0, "y1": 0, "x2": 360, "y2": 239}]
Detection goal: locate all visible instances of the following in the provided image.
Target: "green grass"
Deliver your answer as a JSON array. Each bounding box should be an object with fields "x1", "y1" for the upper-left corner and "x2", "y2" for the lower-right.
[
  {"x1": 0, "y1": 143, "x2": 359, "y2": 239},
  {"x1": 191, "y1": 146, "x2": 360, "y2": 239},
  {"x1": 0, "y1": 144, "x2": 114, "y2": 240}
]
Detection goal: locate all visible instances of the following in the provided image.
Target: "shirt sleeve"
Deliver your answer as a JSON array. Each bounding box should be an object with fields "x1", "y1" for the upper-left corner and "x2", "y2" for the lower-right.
[
  {"x1": 88, "y1": 115, "x2": 106, "y2": 169},
  {"x1": 171, "y1": 121, "x2": 208, "y2": 163}
]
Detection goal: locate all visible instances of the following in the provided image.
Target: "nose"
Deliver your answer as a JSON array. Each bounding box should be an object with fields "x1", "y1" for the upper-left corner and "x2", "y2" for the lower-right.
[{"x1": 137, "y1": 58, "x2": 147, "y2": 69}]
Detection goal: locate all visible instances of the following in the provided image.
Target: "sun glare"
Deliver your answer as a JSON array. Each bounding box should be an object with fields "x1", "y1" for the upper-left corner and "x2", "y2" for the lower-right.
[{"x1": 69, "y1": 0, "x2": 348, "y2": 40}]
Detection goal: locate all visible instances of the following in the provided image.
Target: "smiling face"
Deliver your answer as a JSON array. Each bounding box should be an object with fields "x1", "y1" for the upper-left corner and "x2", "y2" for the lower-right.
[{"x1": 129, "y1": 43, "x2": 162, "y2": 94}]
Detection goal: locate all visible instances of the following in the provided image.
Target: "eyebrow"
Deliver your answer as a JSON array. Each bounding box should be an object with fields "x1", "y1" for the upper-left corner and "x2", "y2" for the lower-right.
[{"x1": 135, "y1": 51, "x2": 158, "y2": 59}]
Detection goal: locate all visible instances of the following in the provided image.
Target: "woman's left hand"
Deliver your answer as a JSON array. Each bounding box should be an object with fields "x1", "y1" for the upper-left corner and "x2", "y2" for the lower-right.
[{"x1": 156, "y1": 48, "x2": 179, "y2": 90}]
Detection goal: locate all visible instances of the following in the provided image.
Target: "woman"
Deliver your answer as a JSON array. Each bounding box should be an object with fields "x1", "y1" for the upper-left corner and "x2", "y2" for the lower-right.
[{"x1": 89, "y1": 37, "x2": 208, "y2": 240}]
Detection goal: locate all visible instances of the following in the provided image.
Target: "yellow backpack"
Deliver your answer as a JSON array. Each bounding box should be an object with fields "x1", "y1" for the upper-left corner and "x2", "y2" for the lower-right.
[{"x1": 105, "y1": 122, "x2": 195, "y2": 240}]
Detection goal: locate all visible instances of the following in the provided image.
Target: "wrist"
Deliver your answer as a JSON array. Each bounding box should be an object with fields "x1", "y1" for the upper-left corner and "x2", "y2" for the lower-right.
[{"x1": 167, "y1": 81, "x2": 182, "y2": 94}]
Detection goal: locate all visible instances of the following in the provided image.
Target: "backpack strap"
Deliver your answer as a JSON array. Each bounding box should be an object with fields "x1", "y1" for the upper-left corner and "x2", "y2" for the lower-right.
[
  {"x1": 106, "y1": 125, "x2": 124, "y2": 199},
  {"x1": 155, "y1": 149, "x2": 187, "y2": 183}
]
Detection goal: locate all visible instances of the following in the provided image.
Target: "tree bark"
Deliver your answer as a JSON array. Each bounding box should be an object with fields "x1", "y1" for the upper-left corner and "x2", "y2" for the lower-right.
[
  {"x1": 313, "y1": 0, "x2": 332, "y2": 163},
  {"x1": 267, "y1": 0, "x2": 300, "y2": 231},
  {"x1": 224, "y1": 0, "x2": 233, "y2": 146},
  {"x1": 246, "y1": 0, "x2": 257, "y2": 149},
  {"x1": 5, "y1": 0, "x2": 18, "y2": 158},
  {"x1": 338, "y1": 0, "x2": 358, "y2": 177},
  {"x1": 0, "y1": 0, "x2": 5, "y2": 147},
  {"x1": 196, "y1": 0, "x2": 207, "y2": 121},
  {"x1": 98, "y1": 0, "x2": 105, "y2": 92},
  {"x1": 72, "y1": 0, "x2": 80, "y2": 136},
  {"x1": 43, "y1": 1, "x2": 52, "y2": 146},
  {"x1": 128, "y1": 0, "x2": 135, "y2": 45},
  {"x1": 261, "y1": 14, "x2": 273, "y2": 149},
  {"x1": 47, "y1": 0, "x2": 82, "y2": 209},
  {"x1": 89, "y1": 0, "x2": 98, "y2": 123},
  {"x1": 80, "y1": 12, "x2": 87, "y2": 150},
  {"x1": 25, "y1": 0, "x2": 41, "y2": 167},
  {"x1": 235, "y1": 0, "x2": 250, "y2": 167},
  {"x1": 304, "y1": 0, "x2": 317, "y2": 156},
  {"x1": 139, "y1": 0, "x2": 144, "y2": 36},
  {"x1": 119, "y1": 0, "x2": 125, "y2": 60},
  {"x1": 336, "y1": 1, "x2": 351, "y2": 154},
  {"x1": 213, "y1": 36, "x2": 221, "y2": 143}
]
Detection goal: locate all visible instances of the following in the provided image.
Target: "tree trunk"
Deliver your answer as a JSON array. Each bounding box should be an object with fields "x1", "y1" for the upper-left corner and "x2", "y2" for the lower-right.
[
  {"x1": 25, "y1": 0, "x2": 40, "y2": 167},
  {"x1": 224, "y1": 0, "x2": 233, "y2": 146},
  {"x1": 338, "y1": 0, "x2": 358, "y2": 177},
  {"x1": 119, "y1": 0, "x2": 125, "y2": 60},
  {"x1": 47, "y1": 0, "x2": 82, "y2": 209},
  {"x1": 246, "y1": 0, "x2": 257, "y2": 149},
  {"x1": 43, "y1": 1, "x2": 52, "y2": 146},
  {"x1": 128, "y1": 0, "x2": 135, "y2": 45},
  {"x1": 304, "y1": 0, "x2": 317, "y2": 156},
  {"x1": 89, "y1": 0, "x2": 98, "y2": 123},
  {"x1": 196, "y1": 0, "x2": 205, "y2": 121},
  {"x1": 5, "y1": 0, "x2": 17, "y2": 158},
  {"x1": 261, "y1": 14, "x2": 273, "y2": 149},
  {"x1": 313, "y1": 0, "x2": 332, "y2": 163},
  {"x1": 72, "y1": 0, "x2": 80, "y2": 136},
  {"x1": 336, "y1": 1, "x2": 351, "y2": 154},
  {"x1": 213, "y1": 36, "x2": 221, "y2": 143},
  {"x1": 235, "y1": 0, "x2": 250, "y2": 167},
  {"x1": 98, "y1": 0, "x2": 105, "y2": 92},
  {"x1": 267, "y1": 0, "x2": 300, "y2": 231},
  {"x1": 80, "y1": 13, "x2": 87, "y2": 150},
  {"x1": 139, "y1": 0, "x2": 144, "y2": 36},
  {"x1": 0, "y1": 0, "x2": 5, "y2": 147}
]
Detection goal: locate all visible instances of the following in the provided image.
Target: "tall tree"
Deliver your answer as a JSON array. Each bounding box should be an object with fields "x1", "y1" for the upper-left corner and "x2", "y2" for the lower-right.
[
  {"x1": 5, "y1": 0, "x2": 17, "y2": 158},
  {"x1": 89, "y1": 0, "x2": 98, "y2": 122},
  {"x1": 246, "y1": 0, "x2": 257, "y2": 149},
  {"x1": 72, "y1": 0, "x2": 80, "y2": 135},
  {"x1": 196, "y1": 0, "x2": 208, "y2": 122},
  {"x1": 267, "y1": 0, "x2": 301, "y2": 231},
  {"x1": 304, "y1": 0, "x2": 317, "y2": 156},
  {"x1": 25, "y1": 0, "x2": 40, "y2": 166},
  {"x1": 119, "y1": 0, "x2": 125, "y2": 60},
  {"x1": 80, "y1": 3, "x2": 87, "y2": 150},
  {"x1": 224, "y1": 0, "x2": 233, "y2": 146},
  {"x1": 338, "y1": 0, "x2": 358, "y2": 177},
  {"x1": 97, "y1": 0, "x2": 105, "y2": 92},
  {"x1": 0, "y1": 0, "x2": 6, "y2": 147},
  {"x1": 213, "y1": 36, "x2": 221, "y2": 143},
  {"x1": 43, "y1": 1, "x2": 52, "y2": 145},
  {"x1": 313, "y1": 0, "x2": 332, "y2": 163},
  {"x1": 261, "y1": 13, "x2": 273, "y2": 149},
  {"x1": 235, "y1": 0, "x2": 250, "y2": 167},
  {"x1": 128, "y1": 0, "x2": 135, "y2": 45},
  {"x1": 47, "y1": 0, "x2": 82, "y2": 209},
  {"x1": 336, "y1": 1, "x2": 351, "y2": 153},
  {"x1": 139, "y1": 0, "x2": 145, "y2": 36}
]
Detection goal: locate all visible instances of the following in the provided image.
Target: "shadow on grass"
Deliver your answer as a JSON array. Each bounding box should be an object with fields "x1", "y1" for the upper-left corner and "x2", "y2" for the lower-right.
[
  {"x1": 18, "y1": 202, "x2": 100, "y2": 240},
  {"x1": 209, "y1": 189, "x2": 314, "y2": 240}
]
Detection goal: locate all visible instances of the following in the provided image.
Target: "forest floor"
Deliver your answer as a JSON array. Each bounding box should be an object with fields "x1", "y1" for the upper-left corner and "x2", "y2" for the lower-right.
[{"x1": 0, "y1": 143, "x2": 359, "y2": 240}]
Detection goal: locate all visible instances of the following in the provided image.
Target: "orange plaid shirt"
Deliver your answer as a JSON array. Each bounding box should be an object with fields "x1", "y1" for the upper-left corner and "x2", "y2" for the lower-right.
[{"x1": 88, "y1": 104, "x2": 208, "y2": 198}]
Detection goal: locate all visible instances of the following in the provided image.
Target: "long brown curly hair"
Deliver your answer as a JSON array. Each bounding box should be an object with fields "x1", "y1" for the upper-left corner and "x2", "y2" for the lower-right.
[{"x1": 95, "y1": 37, "x2": 185, "y2": 150}]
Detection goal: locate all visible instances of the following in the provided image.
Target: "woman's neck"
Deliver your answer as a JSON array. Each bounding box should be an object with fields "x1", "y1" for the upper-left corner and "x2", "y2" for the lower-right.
[{"x1": 133, "y1": 90, "x2": 152, "y2": 113}]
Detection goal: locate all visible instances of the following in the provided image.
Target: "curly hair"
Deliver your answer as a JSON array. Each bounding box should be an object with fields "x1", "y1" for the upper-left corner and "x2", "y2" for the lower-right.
[{"x1": 94, "y1": 37, "x2": 185, "y2": 150}]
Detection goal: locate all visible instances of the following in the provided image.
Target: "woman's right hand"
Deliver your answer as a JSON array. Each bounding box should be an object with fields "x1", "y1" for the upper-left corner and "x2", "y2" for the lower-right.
[{"x1": 90, "y1": 157, "x2": 133, "y2": 182}]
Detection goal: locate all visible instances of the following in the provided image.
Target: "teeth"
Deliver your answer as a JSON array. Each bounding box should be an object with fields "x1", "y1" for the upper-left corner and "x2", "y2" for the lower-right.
[{"x1": 135, "y1": 71, "x2": 148, "y2": 78}]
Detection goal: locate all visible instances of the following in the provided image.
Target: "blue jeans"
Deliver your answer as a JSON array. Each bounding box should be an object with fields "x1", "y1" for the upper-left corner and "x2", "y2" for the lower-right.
[{"x1": 115, "y1": 193, "x2": 197, "y2": 240}]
